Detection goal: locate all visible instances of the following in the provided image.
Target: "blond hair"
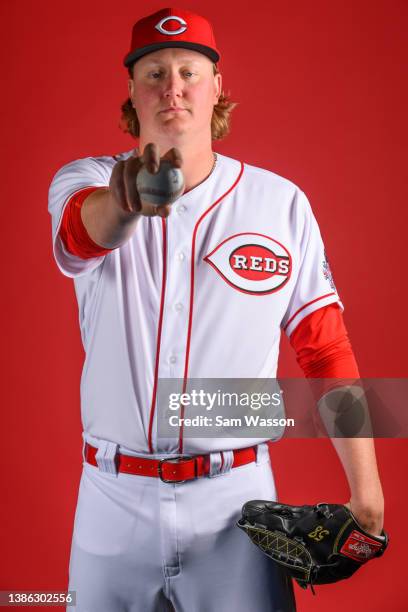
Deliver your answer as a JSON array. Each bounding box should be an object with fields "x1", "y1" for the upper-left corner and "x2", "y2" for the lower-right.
[{"x1": 119, "y1": 63, "x2": 237, "y2": 141}]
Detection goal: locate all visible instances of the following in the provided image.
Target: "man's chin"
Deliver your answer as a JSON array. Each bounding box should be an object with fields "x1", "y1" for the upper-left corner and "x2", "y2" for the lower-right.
[
  {"x1": 160, "y1": 114, "x2": 190, "y2": 125},
  {"x1": 158, "y1": 117, "x2": 190, "y2": 135}
]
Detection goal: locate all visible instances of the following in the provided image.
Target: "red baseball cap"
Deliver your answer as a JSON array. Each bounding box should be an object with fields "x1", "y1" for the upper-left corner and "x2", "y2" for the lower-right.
[{"x1": 123, "y1": 7, "x2": 220, "y2": 67}]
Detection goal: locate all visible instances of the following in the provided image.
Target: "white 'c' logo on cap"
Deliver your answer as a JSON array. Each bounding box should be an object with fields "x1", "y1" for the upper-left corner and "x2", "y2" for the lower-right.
[{"x1": 155, "y1": 16, "x2": 187, "y2": 36}]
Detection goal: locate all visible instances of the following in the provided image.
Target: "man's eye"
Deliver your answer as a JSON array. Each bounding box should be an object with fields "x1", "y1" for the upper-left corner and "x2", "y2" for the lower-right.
[{"x1": 148, "y1": 70, "x2": 194, "y2": 79}]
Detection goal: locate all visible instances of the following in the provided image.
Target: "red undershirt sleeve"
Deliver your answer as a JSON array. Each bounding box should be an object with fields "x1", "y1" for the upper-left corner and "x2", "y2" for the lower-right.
[
  {"x1": 288, "y1": 303, "x2": 361, "y2": 399},
  {"x1": 59, "y1": 186, "x2": 115, "y2": 259}
]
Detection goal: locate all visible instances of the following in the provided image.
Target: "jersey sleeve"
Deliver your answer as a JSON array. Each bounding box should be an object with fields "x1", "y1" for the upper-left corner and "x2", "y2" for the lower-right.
[
  {"x1": 281, "y1": 189, "x2": 344, "y2": 337},
  {"x1": 48, "y1": 156, "x2": 112, "y2": 278}
]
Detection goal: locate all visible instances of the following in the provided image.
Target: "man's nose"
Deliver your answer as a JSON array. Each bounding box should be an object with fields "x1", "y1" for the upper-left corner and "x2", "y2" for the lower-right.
[{"x1": 163, "y1": 72, "x2": 184, "y2": 98}]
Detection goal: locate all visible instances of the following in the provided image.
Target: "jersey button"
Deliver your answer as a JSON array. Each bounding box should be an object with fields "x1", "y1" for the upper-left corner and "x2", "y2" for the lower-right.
[
  {"x1": 177, "y1": 252, "x2": 186, "y2": 262},
  {"x1": 176, "y1": 204, "x2": 187, "y2": 214},
  {"x1": 174, "y1": 303, "x2": 184, "y2": 312},
  {"x1": 169, "y1": 355, "x2": 177, "y2": 364}
]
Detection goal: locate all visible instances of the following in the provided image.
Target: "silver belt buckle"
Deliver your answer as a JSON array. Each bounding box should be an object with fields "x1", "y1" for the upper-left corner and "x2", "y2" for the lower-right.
[{"x1": 157, "y1": 456, "x2": 197, "y2": 483}]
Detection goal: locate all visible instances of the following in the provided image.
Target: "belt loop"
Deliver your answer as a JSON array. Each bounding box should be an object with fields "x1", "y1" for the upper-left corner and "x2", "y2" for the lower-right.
[
  {"x1": 220, "y1": 450, "x2": 234, "y2": 474},
  {"x1": 256, "y1": 442, "x2": 270, "y2": 465},
  {"x1": 95, "y1": 440, "x2": 119, "y2": 476},
  {"x1": 81, "y1": 431, "x2": 87, "y2": 464},
  {"x1": 208, "y1": 451, "x2": 222, "y2": 477}
]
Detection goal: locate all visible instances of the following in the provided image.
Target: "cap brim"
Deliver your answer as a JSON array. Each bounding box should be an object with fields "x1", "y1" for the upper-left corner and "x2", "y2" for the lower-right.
[{"x1": 124, "y1": 41, "x2": 220, "y2": 67}]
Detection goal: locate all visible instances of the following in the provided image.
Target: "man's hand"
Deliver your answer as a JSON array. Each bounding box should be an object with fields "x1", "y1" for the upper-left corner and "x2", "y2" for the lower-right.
[
  {"x1": 80, "y1": 143, "x2": 183, "y2": 249},
  {"x1": 109, "y1": 142, "x2": 183, "y2": 219}
]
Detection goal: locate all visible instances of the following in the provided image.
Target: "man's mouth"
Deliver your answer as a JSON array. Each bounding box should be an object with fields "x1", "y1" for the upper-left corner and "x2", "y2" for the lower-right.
[{"x1": 160, "y1": 107, "x2": 187, "y2": 113}]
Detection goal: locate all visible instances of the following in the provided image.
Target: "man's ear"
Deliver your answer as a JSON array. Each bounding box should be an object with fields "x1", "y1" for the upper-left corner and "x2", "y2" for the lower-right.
[
  {"x1": 128, "y1": 79, "x2": 134, "y2": 100},
  {"x1": 214, "y1": 72, "x2": 222, "y2": 103}
]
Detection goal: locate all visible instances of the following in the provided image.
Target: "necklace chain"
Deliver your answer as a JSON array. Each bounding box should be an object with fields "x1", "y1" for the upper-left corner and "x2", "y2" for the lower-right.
[
  {"x1": 197, "y1": 152, "x2": 217, "y2": 189},
  {"x1": 210, "y1": 152, "x2": 217, "y2": 175}
]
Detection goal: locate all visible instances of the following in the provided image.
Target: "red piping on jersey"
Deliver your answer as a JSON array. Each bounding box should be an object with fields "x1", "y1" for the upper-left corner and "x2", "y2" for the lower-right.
[
  {"x1": 205, "y1": 231, "x2": 292, "y2": 258},
  {"x1": 178, "y1": 161, "x2": 245, "y2": 454},
  {"x1": 283, "y1": 292, "x2": 337, "y2": 333},
  {"x1": 147, "y1": 217, "x2": 168, "y2": 453}
]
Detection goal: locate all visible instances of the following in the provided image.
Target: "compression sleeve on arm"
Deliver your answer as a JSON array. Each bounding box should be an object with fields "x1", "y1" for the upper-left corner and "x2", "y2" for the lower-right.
[
  {"x1": 59, "y1": 186, "x2": 114, "y2": 259},
  {"x1": 289, "y1": 303, "x2": 360, "y2": 378},
  {"x1": 289, "y1": 303, "x2": 361, "y2": 401}
]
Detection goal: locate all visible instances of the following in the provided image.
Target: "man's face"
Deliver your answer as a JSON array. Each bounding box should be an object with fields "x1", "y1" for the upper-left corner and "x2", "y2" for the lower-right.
[{"x1": 128, "y1": 47, "x2": 222, "y2": 141}]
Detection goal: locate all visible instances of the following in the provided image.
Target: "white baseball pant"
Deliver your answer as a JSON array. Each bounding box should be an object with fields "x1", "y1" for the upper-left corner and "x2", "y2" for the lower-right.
[{"x1": 67, "y1": 434, "x2": 296, "y2": 611}]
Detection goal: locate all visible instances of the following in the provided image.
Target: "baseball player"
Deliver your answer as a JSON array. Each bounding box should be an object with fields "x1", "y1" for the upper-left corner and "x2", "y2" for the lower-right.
[{"x1": 48, "y1": 7, "x2": 385, "y2": 611}]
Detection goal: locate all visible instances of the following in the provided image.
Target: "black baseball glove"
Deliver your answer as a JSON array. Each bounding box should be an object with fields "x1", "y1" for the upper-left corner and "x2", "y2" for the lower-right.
[{"x1": 237, "y1": 500, "x2": 388, "y2": 593}]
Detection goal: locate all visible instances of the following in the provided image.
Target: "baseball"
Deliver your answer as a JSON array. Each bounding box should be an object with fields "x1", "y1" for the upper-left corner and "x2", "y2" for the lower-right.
[{"x1": 136, "y1": 160, "x2": 185, "y2": 205}]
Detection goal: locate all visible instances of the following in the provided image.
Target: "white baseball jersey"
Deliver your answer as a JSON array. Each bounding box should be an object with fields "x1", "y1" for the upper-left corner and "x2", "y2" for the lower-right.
[{"x1": 48, "y1": 150, "x2": 343, "y2": 455}]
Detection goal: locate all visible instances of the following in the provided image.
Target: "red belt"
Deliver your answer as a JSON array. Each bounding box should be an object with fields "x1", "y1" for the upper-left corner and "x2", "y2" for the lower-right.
[{"x1": 84, "y1": 442, "x2": 257, "y2": 483}]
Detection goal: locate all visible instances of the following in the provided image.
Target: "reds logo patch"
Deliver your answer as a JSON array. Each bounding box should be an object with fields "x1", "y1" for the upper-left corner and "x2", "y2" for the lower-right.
[{"x1": 204, "y1": 233, "x2": 292, "y2": 295}]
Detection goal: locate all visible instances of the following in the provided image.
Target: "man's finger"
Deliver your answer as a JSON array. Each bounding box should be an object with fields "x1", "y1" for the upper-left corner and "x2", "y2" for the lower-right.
[
  {"x1": 110, "y1": 160, "x2": 130, "y2": 213},
  {"x1": 123, "y1": 156, "x2": 143, "y2": 212},
  {"x1": 141, "y1": 142, "x2": 160, "y2": 173},
  {"x1": 162, "y1": 147, "x2": 183, "y2": 168},
  {"x1": 156, "y1": 204, "x2": 172, "y2": 218}
]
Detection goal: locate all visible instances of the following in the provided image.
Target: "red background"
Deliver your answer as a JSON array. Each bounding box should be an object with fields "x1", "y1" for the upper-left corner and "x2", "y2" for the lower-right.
[{"x1": 1, "y1": 0, "x2": 406, "y2": 610}]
